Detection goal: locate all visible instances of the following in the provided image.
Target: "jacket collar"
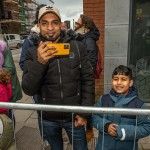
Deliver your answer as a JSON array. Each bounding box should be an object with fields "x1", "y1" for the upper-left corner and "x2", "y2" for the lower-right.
[{"x1": 109, "y1": 86, "x2": 138, "y2": 105}]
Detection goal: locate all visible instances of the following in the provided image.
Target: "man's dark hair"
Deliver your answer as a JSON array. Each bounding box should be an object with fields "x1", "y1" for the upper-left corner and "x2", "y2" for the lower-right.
[
  {"x1": 80, "y1": 14, "x2": 95, "y2": 30},
  {"x1": 112, "y1": 65, "x2": 133, "y2": 80},
  {"x1": 34, "y1": 4, "x2": 46, "y2": 24}
]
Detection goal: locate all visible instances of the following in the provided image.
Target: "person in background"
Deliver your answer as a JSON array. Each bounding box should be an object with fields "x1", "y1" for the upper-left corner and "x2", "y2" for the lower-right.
[
  {"x1": 1, "y1": 39, "x2": 22, "y2": 105},
  {"x1": 67, "y1": 14, "x2": 100, "y2": 142},
  {"x1": 61, "y1": 22, "x2": 68, "y2": 30},
  {"x1": 0, "y1": 40, "x2": 12, "y2": 113},
  {"x1": 0, "y1": 40, "x2": 18, "y2": 150},
  {"x1": 19, "y1": 4, "x2": 46, "y2": 71},
  {"x1": 68, "y1": 14, "x2": 100, "y2": 72},
  {"x1": 22, "y1": 5, "x2": 94, "y2": 150},
  {"x1": 93, "y1": 65, "x2": 150, "y2": 150}
]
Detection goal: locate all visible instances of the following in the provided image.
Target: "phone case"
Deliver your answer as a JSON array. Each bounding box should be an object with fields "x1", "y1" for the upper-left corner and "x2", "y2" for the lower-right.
[{"x1": 47, "y1": 43, "x2": 70, "y2": 55}]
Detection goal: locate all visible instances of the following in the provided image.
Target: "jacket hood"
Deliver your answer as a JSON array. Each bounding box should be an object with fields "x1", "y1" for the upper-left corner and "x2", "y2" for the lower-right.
[
  {"x1": 109, "y1": 86, "x2": 138, "y2": 105},
  {"x1": 31, "y1": 24, "x2": 40, "y2": 34},
  {"x1": 85, "y1": 24, "x2": 100, "y2": 40},
  {"x1": 76, "y1": 24, "x2": 100, "y2": 41}
]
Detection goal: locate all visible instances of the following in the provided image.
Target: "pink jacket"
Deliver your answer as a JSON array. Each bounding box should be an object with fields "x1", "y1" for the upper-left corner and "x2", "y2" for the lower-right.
[{"x1": 0, "y1": 83, "x2": 12, "y2": 113}]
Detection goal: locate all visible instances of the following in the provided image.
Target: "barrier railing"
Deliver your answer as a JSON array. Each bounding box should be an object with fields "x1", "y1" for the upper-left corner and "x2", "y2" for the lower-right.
[
  {"x1": 0, "y1": 102, "x2": 150, "y2": 115},
  {"x1": 0, "y1": 102, "x2": 150, "y2": 150}
]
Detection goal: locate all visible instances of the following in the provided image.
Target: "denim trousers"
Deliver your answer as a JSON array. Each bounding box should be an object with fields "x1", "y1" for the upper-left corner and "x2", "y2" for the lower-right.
[{"x1": 41, "y1": 119, "x2": 87, "y2": 150}]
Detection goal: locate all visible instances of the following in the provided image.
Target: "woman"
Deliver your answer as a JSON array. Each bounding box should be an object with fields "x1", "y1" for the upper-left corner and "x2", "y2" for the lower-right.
[{"x1": 74, "y1": 14, "x2": 100, "y2": 71}]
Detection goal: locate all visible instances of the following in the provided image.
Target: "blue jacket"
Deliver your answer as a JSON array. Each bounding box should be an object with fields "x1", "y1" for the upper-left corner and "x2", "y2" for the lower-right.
[
  {"x1": 19, "y1": 31, "x2": 39, "y2": 71},
  {"x1": 92, "y1": 87, "x2": 150, "y2": 150}
]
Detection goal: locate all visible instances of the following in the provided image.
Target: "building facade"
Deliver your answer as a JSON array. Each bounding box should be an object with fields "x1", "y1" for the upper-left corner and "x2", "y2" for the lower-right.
[
  {"x1": 0, "y1": 0, "x2": 41, "y2": 34},
  {"x1": 83, "y1": 0, "x2": 150, "y2": 101}
]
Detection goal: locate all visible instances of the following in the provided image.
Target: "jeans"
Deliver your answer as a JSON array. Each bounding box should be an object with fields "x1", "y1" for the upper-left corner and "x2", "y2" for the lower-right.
[{"x1": 41, "y1": 119, "x2": 87, "y2": 150}]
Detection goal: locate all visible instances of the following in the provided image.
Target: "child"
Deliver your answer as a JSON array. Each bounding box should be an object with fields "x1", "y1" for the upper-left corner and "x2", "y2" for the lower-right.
[
  {"x1": 0, "y1": 40, "x2": 14, "y2": 150},
  {"x1": 92, "y1": 65, "x2": 150, "y2": 150},
  {"x1": 0, "y1": 40, "x2": 12, "y2": 113}
]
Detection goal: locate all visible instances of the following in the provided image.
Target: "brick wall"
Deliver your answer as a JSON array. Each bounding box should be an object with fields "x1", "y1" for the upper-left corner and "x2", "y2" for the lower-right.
[{"x1": 83, "y1": 0, "x2": 105, "y2": 101}]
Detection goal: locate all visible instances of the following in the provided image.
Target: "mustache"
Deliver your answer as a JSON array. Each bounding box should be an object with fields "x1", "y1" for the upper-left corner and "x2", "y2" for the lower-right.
[{"x1": 46, "y1": 35, "x2": 60, "y2": 42}]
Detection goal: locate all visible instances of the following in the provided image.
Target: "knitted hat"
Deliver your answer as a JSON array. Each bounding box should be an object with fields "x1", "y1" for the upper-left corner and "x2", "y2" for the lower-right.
[{"x1": 0, "y1": 40, "x2": 7, "y2": 70}]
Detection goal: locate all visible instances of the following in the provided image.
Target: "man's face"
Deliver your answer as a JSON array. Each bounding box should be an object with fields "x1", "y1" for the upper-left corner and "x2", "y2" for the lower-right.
[
  {"x1": 74, "y1": 18, "x2": 82, "y2": 31},
  {"x1": 38, "y1": 13, "x2": 61, "y2": 42},
  {"x1": 112, "y1": 74, "x2": 133, "y2": 95},
  {"x1": 61, "y1": 22, "x2": 67, "y2": 30}
]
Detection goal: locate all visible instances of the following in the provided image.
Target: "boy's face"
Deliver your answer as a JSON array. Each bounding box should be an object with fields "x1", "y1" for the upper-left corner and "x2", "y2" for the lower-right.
[{"x1": 112, "y1": 74, "x2": 133, "y2": 95}]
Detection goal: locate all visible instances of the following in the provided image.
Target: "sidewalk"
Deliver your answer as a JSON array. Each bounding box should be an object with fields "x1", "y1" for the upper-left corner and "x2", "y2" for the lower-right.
[{"x1": 12, "y1": 52, "x2": 150, "y2": 150}]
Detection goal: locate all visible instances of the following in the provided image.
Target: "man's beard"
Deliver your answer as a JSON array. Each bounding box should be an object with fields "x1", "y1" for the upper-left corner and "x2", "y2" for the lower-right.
[{"x1": 44, "y1": 33, "x2": 60, "y2": 42}]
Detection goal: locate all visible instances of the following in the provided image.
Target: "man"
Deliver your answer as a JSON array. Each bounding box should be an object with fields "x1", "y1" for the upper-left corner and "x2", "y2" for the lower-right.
[
  {"x1": 61, "y1": 22, "x2": 68, "y2": 30},
  {"x1": 22, "y1": 5, "x2": 94, "y2": 150}
]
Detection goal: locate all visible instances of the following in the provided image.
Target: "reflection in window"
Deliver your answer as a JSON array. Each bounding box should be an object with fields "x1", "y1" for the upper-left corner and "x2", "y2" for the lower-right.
[{"x1": 129, "y1": 0, "x2": 150, "y2": 101}]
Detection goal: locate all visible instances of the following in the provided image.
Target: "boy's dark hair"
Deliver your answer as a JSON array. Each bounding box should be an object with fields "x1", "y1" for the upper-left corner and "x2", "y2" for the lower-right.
[
  {"x1": 34, "y1": 4, "x2": 46, "y2": 24},
  {"x1": 112, "y1": 65, "x2": 133, "y2": 80}
]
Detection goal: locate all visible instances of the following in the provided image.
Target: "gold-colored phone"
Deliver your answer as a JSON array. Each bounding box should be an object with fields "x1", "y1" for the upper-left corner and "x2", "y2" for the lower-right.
[{"x1": 47, "y1": 43, "x2": 70, "y2": 55}]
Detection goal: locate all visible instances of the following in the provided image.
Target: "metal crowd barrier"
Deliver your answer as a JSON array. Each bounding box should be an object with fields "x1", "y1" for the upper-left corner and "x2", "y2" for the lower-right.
[
  {"x1": 0, "y1": 102, "x2": 150, "y2": 115},
  {"x1": 0, "y1": 102, "x2": 150, "y2": 150}
]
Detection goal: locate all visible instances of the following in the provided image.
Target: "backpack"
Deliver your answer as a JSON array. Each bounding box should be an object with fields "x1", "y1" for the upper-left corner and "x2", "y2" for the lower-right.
[
  {"x1": 94, "y1": 46, "x2": 102, "y2": 79},
  {"x1": 0, "y1": 114, "x2": 14, "y2": 150}
]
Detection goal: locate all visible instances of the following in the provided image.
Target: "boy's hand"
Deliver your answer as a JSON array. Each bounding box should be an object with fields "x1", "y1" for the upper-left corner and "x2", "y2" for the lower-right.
[
  {"x1": 108, "y1": 123, "x2": 118, "y2": 137},
  {"x1": 37, "y1": 41, "x2": 58, "y2": 64},
  {"x1": 74, "y1": 115, "x2": 87, "y2": 127}
]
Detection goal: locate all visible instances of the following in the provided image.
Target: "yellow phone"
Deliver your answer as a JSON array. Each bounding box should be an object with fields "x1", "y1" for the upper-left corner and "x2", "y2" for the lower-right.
[{"x1": 47, "y1": 43, "x2": 70, "y2": 56}]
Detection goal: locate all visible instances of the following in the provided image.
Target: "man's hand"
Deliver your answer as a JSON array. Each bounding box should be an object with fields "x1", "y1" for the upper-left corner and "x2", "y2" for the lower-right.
[
  {"x1": 74, "y1": 115, "x2": 87, "y2": 127},
  {"x1": 37, "y1": 41, "x2": 58, "y2": 64},
  {"x1": 108, "y1": 123, "x2": 118, "y2": 137}
]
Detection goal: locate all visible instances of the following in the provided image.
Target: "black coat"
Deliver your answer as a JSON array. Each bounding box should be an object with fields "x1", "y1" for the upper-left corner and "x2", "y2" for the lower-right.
[
  {"x1": 22, "y1": 31, "x2": 95, "y2": 122},
  {"x1": 76, "y1": 26, "x2": 100, "y2": 71}
]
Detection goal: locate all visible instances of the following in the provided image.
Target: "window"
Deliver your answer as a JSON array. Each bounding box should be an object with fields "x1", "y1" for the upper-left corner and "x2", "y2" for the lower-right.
[
  {"x1": 9, "y1": 35, "x2": 15, "y2": 40},
  {"x1": 129, "y1": 0, "x2": 150, "y2": 101}
]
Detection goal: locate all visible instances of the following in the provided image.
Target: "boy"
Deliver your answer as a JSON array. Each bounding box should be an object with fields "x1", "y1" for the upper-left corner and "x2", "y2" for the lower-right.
[{"x1": 93, "y1": 65, "x2": 150, "y2": 150}]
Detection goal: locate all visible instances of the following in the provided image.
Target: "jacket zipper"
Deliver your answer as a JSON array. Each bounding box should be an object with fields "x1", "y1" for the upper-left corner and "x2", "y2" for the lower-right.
[{"x1": 57, "y1": 58, "x2": 63, "y2": 99}]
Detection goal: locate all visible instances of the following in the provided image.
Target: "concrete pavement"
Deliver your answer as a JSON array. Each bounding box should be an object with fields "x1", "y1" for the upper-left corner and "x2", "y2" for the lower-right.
[{"x1": 12, "y1": 49, "x2": 150, "y2": 150}]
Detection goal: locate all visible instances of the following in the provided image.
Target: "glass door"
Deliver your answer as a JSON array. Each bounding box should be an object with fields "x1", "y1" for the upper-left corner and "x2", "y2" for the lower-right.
[{"x1": 129, "y1": 0, "x2": 150, "y2": 101}]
